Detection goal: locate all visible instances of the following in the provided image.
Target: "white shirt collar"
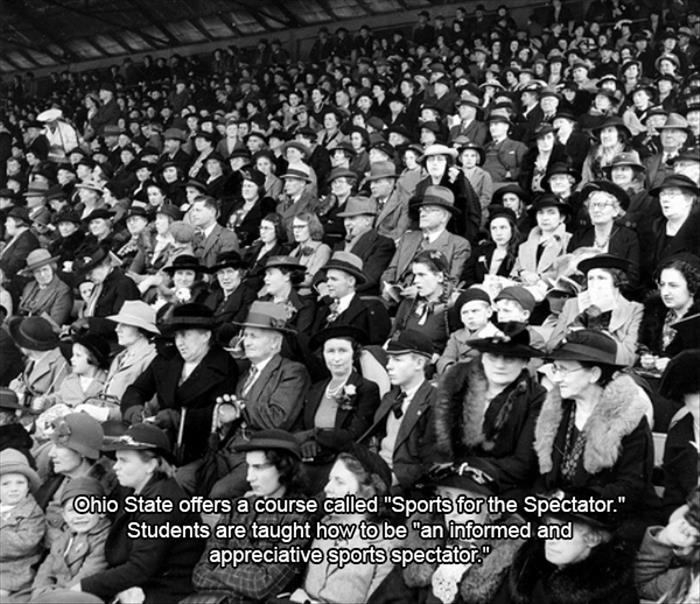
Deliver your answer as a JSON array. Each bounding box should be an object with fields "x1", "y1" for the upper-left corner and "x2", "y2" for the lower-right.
[
  {"x1": 202, "y1": 222, "x2": 217, "y2": 239},
  {"x1": 335, "y1": 292, "x2": 355, "y2": 313}
]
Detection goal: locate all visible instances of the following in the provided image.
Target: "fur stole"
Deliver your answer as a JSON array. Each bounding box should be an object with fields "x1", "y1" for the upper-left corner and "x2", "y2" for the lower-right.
[
  {"x1": 508, "y1": 537, "x2": 637, "y2": 604},
  {"x1": 402, "y1": 511, "x2": 525, "y2": 604},
  {"x1": 534, "y1": 374, "x2": 648, "y2": 475}
]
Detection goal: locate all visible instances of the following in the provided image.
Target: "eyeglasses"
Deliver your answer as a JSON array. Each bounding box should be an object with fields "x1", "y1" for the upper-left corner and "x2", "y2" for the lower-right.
[
  {"x1": 551, "y1": 364, "x2": 586, "y2": 377},
  {"x1": 588, "y1": 201, "x2": 615, "y2": 210}
]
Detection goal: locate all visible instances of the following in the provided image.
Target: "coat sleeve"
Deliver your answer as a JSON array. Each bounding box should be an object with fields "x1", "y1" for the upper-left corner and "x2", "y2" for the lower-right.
[
  {"x1": 358, "y1": 237, "x2": 395, "y2": 294},
  {"x1": 120, "y1": 356, "x2": 159, "y2": 423},
  {"x1": 449, "y1": 237, "x2": 471, "y2": 284},
  {"x1": 244, "y1": 364, "x2": 310, "y2": 431},
  {"x1": 50, "y1": 282, "x2": 74, "y2": 326},
  {"x1": 0, "y1": 501, "x2": 45, "y2": 557},
  {"x1": 615, "y1": 302, "x2": 642, "y2": 366},
  {"x1": 436, "y1": 334, "x2": 461, "y2": 376},
  {"x1": 635, "y1": 526, "x2": 686, "y2": 600}
]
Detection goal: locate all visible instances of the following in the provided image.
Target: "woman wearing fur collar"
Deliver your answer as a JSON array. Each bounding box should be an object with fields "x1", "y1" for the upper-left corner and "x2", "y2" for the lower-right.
[
  {"x1": 535, "y1": 330, "x2": 658, "y2": 537},
  {"x1": 434, "y1": 322, "x2": 546, "y2": 496}
]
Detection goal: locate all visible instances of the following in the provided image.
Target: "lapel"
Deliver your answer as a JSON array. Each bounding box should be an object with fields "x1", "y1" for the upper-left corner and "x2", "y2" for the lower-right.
[
  {"x1": 27, "y1": 349, "x2": 65, "y2": 386},
  {"x1": 202, "y1": 224, "x2": 221, "y2": 259},
  {"x1": 304, "y1": 379, "x2": 328, "y2": 427},
  {"x1": 608, "y1": 297, "x2": 634, "y2": 333},
  {"x1": 398, "y1": 233, "x2": 422, "y2": 277},
  {"x1": 349, "y1": 230, "x2": 375, "y2": 258},
  {"x1": 537, "y1": 238, "x2": 563, "y2": 273},
  {"x1": 376, "y1": 189, "x2": 402, "y2": 224},
  {"x1": 243, "y1": 355, "x2": 282, "y2": 402},
  {"x1": 337, "y1": 295, "x2": 364, "y2": 323},
  {"x1": 361, "y1": 388, "x2": 399, "y2": 441},
  {"x1": 394, "y1": 380, "x2": 432, "y2": 450},
  {"x1": 176, "y1": 350, "x2": 228, "y2": 406},
  {"x1": 335, "y1": 371, "x2": 362, "y2": 428},
  {"x1": 429, "y1": 230, "x2": 451, "y2": 254}
]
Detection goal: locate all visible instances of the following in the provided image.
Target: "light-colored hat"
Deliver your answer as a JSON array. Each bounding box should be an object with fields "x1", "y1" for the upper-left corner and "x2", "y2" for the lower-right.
[
  {"x1": 281, "y1": 162, "x2": 312, "y2": 182},
  {"x1": 337, "y1": 196, "x2": 378, "y2": 217},
  {"x1": 323, "y1": 251, "x2": 367, "y2": 284},
  {"x1": 37, "y1": 108, "x2": 63, "y2": 122},
  {"x1": 75, "y1": 178, "x2": 104, "y2": 193},
  {"x1": 106, "y1": 300, "x2": 160, "y2": 334},
  {"x1": 0, "y1": 448, "x2": 41, "y2": 492},
  {"x1": 235, "y1": 301, "x2": 295, "y2": 334},
  {"x1": 19, "y1": 249, "x2": 59, "y2": 277},
  {"x1": 50, "y1": 413, "x2": 104, "y2": 460},
  {"x1": 420, "y1": 144, "x2": 458, "y2": 161}
]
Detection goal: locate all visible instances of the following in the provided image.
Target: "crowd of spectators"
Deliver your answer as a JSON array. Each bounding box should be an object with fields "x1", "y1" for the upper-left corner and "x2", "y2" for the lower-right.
[{"x1": 0, "y1": 1, "x2": 699, "y2": 603}]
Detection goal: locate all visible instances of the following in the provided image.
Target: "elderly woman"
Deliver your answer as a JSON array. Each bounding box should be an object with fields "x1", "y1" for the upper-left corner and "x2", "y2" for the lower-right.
[
  {"x1": 76, "y1": 423, "x2": 204, "y2": 604},
  {"x1": 568, "y1": 181, "x2": 641, "y2": 291},
  {"x1": 535, "y1": 330, "x2": 657, "y2": 535},
  {"x1": 225, "y1": 169, "x2": 276, "y2": 248},
  {"x1": 519, "y1": 124, "x2": 570, "y2": 195},
  {"x1": 295, "y1": 326, "x2": 379, "y2": 492},
  {"x1": 604, "y1": 151, "x2": 659, "y2": 233},
  {"x1": 18, "y1": 248, "x2": 73, "y2": 326},
  {"x1": 204, "y1": 251, "x2": 255, "y2": 326},
  {"x1": 434, "y1": 322, "x2": 546, "y2": 496},
  {"x1": 289, "y1": 211, "x2": 332, "y2": 296},
  {"x1": 580, "y1": 117, "x2": 633, "y2": 186},
  {"x1": 547, "y1": 254, "x2": 643, "y2": 365}
]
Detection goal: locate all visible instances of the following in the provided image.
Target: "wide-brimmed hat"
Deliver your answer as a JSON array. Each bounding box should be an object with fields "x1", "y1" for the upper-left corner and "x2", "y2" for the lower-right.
[
  {"x1": 164, "y1": 303, "x2": 216, "y2": 331},
  {"x1": 590, "y1": 116, "x2": 631, "y2": 139},
  {"x1": 23, "y1": 182, "x2": 49, "y2": 198},
  {"x1": 235, "y1": 300, "x2": 295, "y2": 334},
  {"x1": 337, "y1": 196, "x2": 377, "y2": 217},
  {"x1": 309, "y1": 325, "x2": 369, "y2": 351},
  {"x1": 529, "y1": 193, "x2": 572, "y2": 215},
  {"x1": 37, "y1": 108, "x2": 63, "y2": 122},
  {"x1": 74, "y1": 245, "x2": 114, "y2": 276},
  {"x1": 468, "y1": 321, "x2": 543, "y2": 359},
  {"x1": 650, "y1": 173, "x2": 699, "y2": 197},
  {"x1": 282, "y1": 140, "x2": 310, "y2": 159},
  {"x1": 414, "y1": 185, "x2": 459, "y2": 215},
  {"x1": 419, "y1": 144, "x2": 458, "y2": 162},
  {"x1": 163, "y1": 127, "x2": 187, "y2": 142},
  {"x1": 18, "y1": 249, "x2": 60, "y2": 277},
  {"x1": 424, "y1": 461, "x2": 497, "y2": 497},
  {"x1": 577, "y1": 253, "x2": 631, "y2": 275},
  {"x1": 161, "y1": 254, "x2": 205, "y2": 275},
  {"x1": 545, "y1": 162, "x2": 580, "y2": 184},
  {"x1": 671, "y1": 148, "x2": 700, "y2": 165},
  {"x1": 75, "y1": 178, "x2": 104, "y2": 193},
  {"x1": 52, "y1": 208, "x2": 82, "y2": 225},
  {"x1": 492, "y1": 183, "x2": 530, "y2": 205},
  {"x1": 9, "y1": 316, "x2": 59, "y2": 351},
  {"x1": 655, "y1": 53, "x2": 680, "y2": 72},
  {"x1": 0, "y1": 387, "x2": 21, "y2": 410},
  {"x1": 83, "y1": 208, "x2": 114, "y2": 223},
  {"x1": 51, "y1": 413, "x2": 104, "y2": 459},
  {"x1": 365, "y1": 161, "x2": 397, "y2": 182},
  {"x1": 208, "y1": 251, "x2": 245, "y2": 273},
  {"x1": 580, "y1": 180, "x2": 631, "y2": 211},
  {"x1": 547, "y1": 329, "x2": 623, "y2": 367},
  {"x1": 386, "y1": 329, "x2": 434, "y2": 358},
  {"x1": 156, "y1": 203, "x2": 183, "y2": 221},
  {"x1": 0, "y1": 448, "x2": 41, "y2": 492},
  {"x1": 264, "y1": 255, "x2": 304, "y2": 271},
  {"x1": 323, "y1": 251, "x2": 367, "y2": 284},
  {"x1": 604, "y1": 151, "x2": 645, "y2": 173},
  {"x1": 106, "y1": 300, "x2": 160, "y2": 334},
  {"x1": 281, "y1": 163, "x2": 312, "y2": 182},
  {"x1": 327, "y1": 167, "x2": 358, "y2": 183},
  {"x1": 102, "y1": 423, "x2": 173, "y2": 462},
  {"x1": 656, "y1": 112, "x2": 691, "y2": 133},
  {"x1": 234, "y1": 429, "x2": 301, "y2": 459}
]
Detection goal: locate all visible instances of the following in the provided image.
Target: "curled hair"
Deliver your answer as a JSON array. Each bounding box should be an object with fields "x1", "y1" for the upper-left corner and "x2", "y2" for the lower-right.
[
  {"x1": 585, "y1": 267, "x2": 628, "y2": 292},
  {"x1": 260, "y1": 212, "x2": 287, "y2": 243},
  {"x1": 335, "y1": 453, "x2": 396, "y2": 523},
  {"x1": 264, "y1": 449, "x2": 307, "y2": 496},
  {"x1": 293, "y1": 211, "x2": 325, "y2": 241},
  {"x1": 656, "y1": 258, "x2": 700, "y2": 296}
]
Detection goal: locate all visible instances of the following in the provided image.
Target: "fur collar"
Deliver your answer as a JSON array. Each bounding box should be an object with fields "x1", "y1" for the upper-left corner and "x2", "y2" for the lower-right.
[
  {"x1": 534, "y1": 374, "x2": 648, "y2": 475},
  {"x1": 509, "y1": 537, "x2": 636, "y2": 604},
  {"x1": 403, "y1": 512, "x2": 525, "y2": 604}
]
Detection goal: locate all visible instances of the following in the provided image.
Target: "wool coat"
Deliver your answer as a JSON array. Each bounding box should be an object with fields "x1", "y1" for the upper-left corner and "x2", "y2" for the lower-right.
[
  {"x1": 637, "y1": 294, "x2": 700, "y2": 358},
  {"x1": 18, "y1": 276, "x2": 73, "y2": 327}
]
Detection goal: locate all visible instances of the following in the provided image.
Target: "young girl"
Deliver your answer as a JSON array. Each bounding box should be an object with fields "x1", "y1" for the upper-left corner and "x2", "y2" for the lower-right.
[{"x1": 0, "y1": 448, "x2": 46, "y2": 600}]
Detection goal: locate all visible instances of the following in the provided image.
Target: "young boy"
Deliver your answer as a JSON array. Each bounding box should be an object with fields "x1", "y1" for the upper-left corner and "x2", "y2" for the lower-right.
[
  {"x1": 31, "y1": 476, "x2": 110, "y2": 598},
  {"x1": 437, "y1": 288, "x2": 500, "y2": 375},
  {"x1": 0, "y1": 448, "x2": 46, "y2": 600},
  {"x1": 494, "y1": 285, "x2": 547, "y2": 350}
]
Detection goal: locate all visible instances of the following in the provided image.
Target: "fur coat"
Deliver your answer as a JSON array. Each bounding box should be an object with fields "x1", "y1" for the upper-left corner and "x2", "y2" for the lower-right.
[
  {"x1": 637, "y1": 293, "x2": 700, "y2": 357},
  {"x1": 534, "y1": 374, "x2": 657, "y2": 516},
  {"x1": 507, "y1": 537, "x2": 638, "y2": 604},
  {"x1": 434, "y1": 360, "x2": 546, "y2": 492}
]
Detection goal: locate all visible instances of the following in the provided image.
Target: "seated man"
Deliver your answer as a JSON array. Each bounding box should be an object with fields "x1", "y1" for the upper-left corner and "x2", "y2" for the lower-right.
[
  {"x1": 205, "y1": 302, "x2": 310, "y2": 498},
  {"x1": 381, "y1": 186, "x2": 470, "y2": 297},
  {"x1": 360, "y1": 330, "x2": 436, "y2": 493}
]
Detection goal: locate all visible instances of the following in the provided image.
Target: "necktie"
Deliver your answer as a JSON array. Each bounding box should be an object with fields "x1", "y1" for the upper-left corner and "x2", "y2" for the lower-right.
[
  {"x1": 327, "y1": 300, "x2": 340, "y2": 324},
  {"x1": 242, "y1": 366, "x2": 259, "y2": 396},
  {"x1": 392, "y1": 390, "x2": 407, "y2": 419}
]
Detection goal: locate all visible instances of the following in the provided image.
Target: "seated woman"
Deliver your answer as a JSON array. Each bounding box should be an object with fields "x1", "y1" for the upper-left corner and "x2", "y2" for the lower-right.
[
  {"x1": 289, "y1": 211, "x2": 332, "y2": 296},
  {"x1": 518, "y1": 123, "x2": 570, "y2": 195},
  {"x1": 243, "y1": 212, "x2": 289, "y2": 295},
  {"x1": 462, "y1": 206, "x2": 522, "y2": 289},
  {"x1": 17, "y1": 249, "x2": 73, "y2": 327},
  {"x1": 508, "y1": 489, "x2": 638, "y2": 604},
  {"x1": 535, "y1": 330, "x2": 657, "y2": 537},
  {"x1": 490, "y1": 184, "x2": 532, "y2": 237},
  {"x1": 635, "y1": 487, "x2": 700, "y2": 604},
  {"x1": 638, "y1": 254, "x2": 700, "y2": 372},
  {"x1": 225, "y1": 169, "x2": 276, "y2": 248},
  {"x1": 153, "y1": 254, "x2": 209, "y2": 325},
  {"x1": 289, "y1": 446, "x2": 398, "y2": 604},
  {"x1": 295, "y1": 326, "x2": 380, "y2": 493},
  {"x1": 77, "y1": 423, "x2": 205, "y2": 604},
  {"x1": 191, "y1": 430, "x2": 314, "y2": 603},
  {"x1": 547, "y1": 253, "x2": 643, "y2": 365},
  {"x1": 392, "y1": 250, "x2": 453, "y2": 356},
  {"x1": 434, "y1": 322, "x2": 546, "y2": 496},
  {"x1": 568, "y1": 181, "x2": 641, "y2": 293},
  {"x1": 204, "y1": 251, "x2": 255, "y2": 326}
]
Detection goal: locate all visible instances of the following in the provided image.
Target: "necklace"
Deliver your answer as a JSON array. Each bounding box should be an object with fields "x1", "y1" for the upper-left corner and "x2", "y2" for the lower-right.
[{"x1": 325, "y1": 378, "x2": 348, "y2": 399}]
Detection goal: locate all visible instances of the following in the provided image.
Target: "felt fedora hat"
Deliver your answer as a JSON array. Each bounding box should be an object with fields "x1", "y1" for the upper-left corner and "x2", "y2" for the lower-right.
[
  {"x1": 18, "y1": 248, "x2": 60, "y2": 277},
  {"x1": 106, "y1": 300, "x2": 160, "y2": 334},
  {"x1": 365, "y1": 161, "x2": 398, "y2": 181},
  {"x1": 336, "y1": 196, "x2": 378, "y2": 217},
  {"x1": 547, "y1": 328, "x2": 624, "y2": 368},
  {"x1": 264, "y1": 255, "x2": 305, "y2": 271},
  {"x1": 50, "y1": 413, "x2": 104, "y2": 459},
  {"x1": 414, "y1": 185, "x2": 459, "y2": 214},
  {"x1": 323, "y1": 251, "x2": 367, "y2": 284},
  {"x1": 234, "y1": 300, "x2": 295, "y2": 334},
  {"x1": 9, "y1": 316, "x2": 59, "y2": 351},
  {"x1": 164, "y1": 303, "x2": 217, "y2": 331}
]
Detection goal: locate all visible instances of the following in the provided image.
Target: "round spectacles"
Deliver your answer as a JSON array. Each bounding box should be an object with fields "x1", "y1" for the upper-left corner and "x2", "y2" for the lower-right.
[{"x1": 551, "y1": 364, "x2": 586, "y2": 377}]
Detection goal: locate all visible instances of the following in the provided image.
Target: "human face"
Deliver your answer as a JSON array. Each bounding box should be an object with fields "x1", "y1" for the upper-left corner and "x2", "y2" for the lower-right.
[
  {"x1": 659, "y1": 188, "x2": 693, "y2": 221},
  {"x1": 536, "y1": 207, "x2": 563, "y2": 232},
  {"x1": 658, "y1": 268, "x2": 692, "y2": 311},
  {"x1": 264, "y1": 267, "x2": 289, "y2": 297},
  {"x1": 58, "y1": 221, "x2": 79, "y2": 238},
  {"x1": 216, "y1": 267, "x2": 241, "y2": 293},
  {"x1": 331, "y1": 176, "x2": 353, "y2": 199},
  {"x1": 256, "y1": 157, "x2": 272, "y2": 175},
  {"x1": 49, "y1": 444, "x2": 84, "y2": 475},
  {"x1": 323, "y1": 337, "x2": 354, "y2": 377},
  {"x1": 386, "y1": 353, "x2": 423, "y2": 388},
  {"x1": 482, "y1": 353, "x2": 527, "y2": 387},
  {"x1": 326, "y1": 268, "x2": 354, "y2": 299},
  {"x1": 113, "y1": 450, "x2": 155, "y2": 491},
  {"x1": 412, "y1": 262, "x2": 443, "y2": 298},
  {"x1": 89, "y1": 218, "x2": 110, "y2": 238},
  {"x1": 587, "y1": 191, "x2": 619, "y2": 225},
  {"x1": 190, "y1": 200, "x2": 216, "y2": 227},
  {"x1": 551, "y1": 360, "x2": 597, "y2": 399},
  {"x1": 587, "y1": 268, "x2": 616, "y2": 294},
  {"x1": 162, "y1": 166, "x2": 178, "y2": 183},
  {"x1": 324, "y1": 458, "x2": 361, "y2": 500},
  {"x1": 174, "y1": 328, "x2": 210, "y2": 363},
  {"x1": 611, "y1": 166, "x2": 634, "y2": 188},
  {"x1": 63, "y1": 499, "x2": 103, "y2": 534},
  {"x1": 660, "y1": 128, "x2": 685, "y2": 151},
  {"x1": 537, "y1": 132, "x2": 555, "y2": 152},
  {"x1": 283, "y1": 177, "x2": 304, "y2": 197},
  {"x1": 32, "y1": 264, "x2": 54, "y2": 286},
  {"x1": 426, "y1": 155, "x2": 447, "y2": 178},
  {"x1": 461, "y1": 300, "x2": 492, "y2": 332},
  {"x1": 544, "y1": 519, "x2": 594, "y2": 567},
  {"x1": 243, "y1": 327, "x2": 277, "y2": 363},
  {"x1": 369, "y1": 178, "x2": 393, "y2": 199},
  {"x1": 173, "y1": 269, "x2": 196, "y2": 289},
  {"x1": 154, "y1": 213, "x2": 170, "y2": 235},
  {"x1": 548, "y1": 174, "x2": 572, "y2": 196},
  {"x1": 147, "y1": 186, "x2": 165, "y2": 207},
  {"x1": 489, "y1": 217, "x2": 513, "y2": 246},
  {"x1": 419, "y1": 205, "x2": 448, "y2": 231},
  {"x1": 71, "y1": 343, "x2": 93, "y2": 375},
  {"x1": 246, "y1": 451, "x2": 283, "y2": 497},
  {"x1": 87, "y1": 262, "x2": 111, "y2": 285},
  {"x1": 259, "y1": 220, "x2": 277, "y2": 244},
  {"x1": 343, "y1": 215, "x2": 371, "y2": 239},
  {"x1": 489, "y1": 121, "x2": 509, "y2": 140},
  {"x1": 501, "y1": 193, "x2": 522, "y2": 214},
  {"x1": 0, "y1": 473, "x2": 29, "y2": 506},
  {"x1": 438, "y1": 486, "x2": 489, "y2": 527},
  {"x1": 673, "y1": 160, "x2": 700, "y2": 184},
  {"x1": 292, "y1": 219, "x2": 311, "y2": 243},
  {"x1": 127, "y1": 215, "x2": 148, "y2": 236},
  {"x1": 495, "y1": 298, "x2": 528, "y2": 323},
  {"x1": 599, "y1": 126, "x2": 619, "y2": 147},
  {"x1": 115, "y1": 323, "x2": 142, "y2": 348}
]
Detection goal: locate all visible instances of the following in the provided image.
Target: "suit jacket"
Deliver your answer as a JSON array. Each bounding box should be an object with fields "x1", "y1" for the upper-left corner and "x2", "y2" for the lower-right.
[
  {"x1": 483, "y1": 137, "x2": 528, "y2": 185},
  {"x1": 0, "y1": 228, "x2": 40, "y2": 285},
  {"x1": 312, "y1": 294, "x2": 388, "y2": 346},
  {"x1": 341, "y1": 229, "x2": 395, "y2": 295},
  {"x1": 361, "y1": 381, "x2": 437, "y2": 491},
  {"x1": 86, "y1": 268, "x2": 141, "y2": 336},
  {"x1": 644, "y1": 152, "x2": 675, "y2": 190},
  {"x1": 121, "y1": 346, "x2": 239, "y2": 465},
  {"x1": 448, "y1": 119, "x2": 488, "y2": 147},
  {"x1": 194, "y1": 223, "x2": 240, "y2": 269},
  {"x1": 19, "y1": 276, "x2": 73, "y2": 326},
  {"x1": 373, "y1": 184, "x2": 411, "y2": 242},
  {"x1": 11, "y1": 347, "x2": 69, "y2": 412},
  {"x1": 204, "y1": 282, "x2": 255, "y2": 325},
  {"x1": 382, "y1": 230, "x2": 471, "y2": 286}
]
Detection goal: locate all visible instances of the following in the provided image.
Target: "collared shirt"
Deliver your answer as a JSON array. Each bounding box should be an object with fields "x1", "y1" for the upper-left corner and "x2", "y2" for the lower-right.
[
  {"x1": 202, "y1": 222, "x2": 217, "y2": 240},
  {"x1": 334, "y1": 292, "x2": 355, "y2": 315},
  {"x1": 424, "y1": 228, "x2": 446, "y2": 244},
  {"x1": 379, "y1": 381, "x2": 423, "y2": 477},
  {"x1": 242, "y1": 355, "x2": 274, "y2": 394}
]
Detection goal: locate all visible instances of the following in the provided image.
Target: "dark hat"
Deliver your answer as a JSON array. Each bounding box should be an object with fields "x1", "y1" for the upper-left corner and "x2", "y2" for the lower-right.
[
  {"x1": 229, "y1": 148, "x2": 252, "y2": 161},
  {"x1": 9, "y1": 316, "x2": 59, "y2": 351},
  {"x1": 126, "y1": 205, "x2": 149, "y2": 221},
  {"x1": 580, "y1": 180, "x2": 631, "y2": 211},
  {"x1": 524, "y1": 488, "x2": 621, "y2": 530},
  {"x1": 282, "y1": 140, "x2": 310, "y2": 159},
  {"x1": 419, "y1": 120, "x2": 441, "y2": 135},
  {"x1": 244, "y1": 131, "x2": 269, "y2": 145},
  {"x1": 488, "y1": 112, "x2": 512, "y2": 125},
  {"x1": 468, "y1": 321, "x2": 543, "y2": 359},
  {"x1": 577, "y1": 253, "x2": 631, "y2": 275},
  {"x1": 659, "y1": 349, "x2": 700, "y2": 399},
  {"x1": 453, "y1": 287, "x2": 491, "y2": 310},
  {"x1": 386, "y1": 329, "x2": 434, "y2": 358},
  {"x1": 604, "y1": 151, "x2": 645, "y2": 172},
  {"x1": 72, "y1": 333, "x2": 111, "y2": 369},
  {"x1": 194, "y1": 129, "x2": 216, "y2": 142},
  {"x1": 650, "y1": 173, "x2": 699, "y2": 196},
  {"x1": 7, "y1": 206, "x2": 31, "y2": 224},
  {"x1": 368, "y1": 140, "x2": 395, "y2": 157},
  {"x1": 309, "y1": 325, "x2": 369, "y2": 350},
  {"x1": 495, "y1": 286, "x2": 536, "y2": 313},
  {"x1": 328, "y1": 167, "x2": 358, "y2": 184},
  {"x1": 553, "y1": 110, "x2": 577, "y2": 123},
  {"x1": 0, "y1": 387, "x2": 21, "y2": 410},
  {"x1": 486, "y1": 205, "x2": 518, "y2": 225},
  {"x1": 545, "y1": 162, "x2": 580, "y2": 184},
  {"x1": 50, "y1": 413, "x2": 104, "y2": 458},
  {"x1": 205, "y1": 152, "x2": 227, "y2": 166},
  {"x1": 84, "y1": 208, "x2": 115, "y2": 222},
  {"x1": 163, "y1": 127, "x2": 187, "y2": 141},
  {"x1": 73, "y1": 245, "x2": 110, "y2": 275},
  {"x1": 492, "y1": 183, "x2": 530, "y2": 205},
  {"x1": 529, "y1": 193, "x2": 572, "y2": 215},
  {"x1": 241, "y1": 169, "x2": 266, "y2": 189},
  {"x1": 323, "y1": 251, "x2": 367, "y2": 284},
  {"x1": 162, "y1": 254, "x2": 204, "y2": 275},
  {"x1": 456, "y1": 141, "x2": 485, "y2": 165},
  {"x1": 164, "y1": 303, "x2": 216, "y2": 331},
  {"x1": 235, "y1": 300, "x2": 295, "y2": 334},
  {"x1": 60, "y1": 476, "x2": 105, "y2": 505},
  {"x1": 415, "y1": 185, "x2": 459, "y2": 214},
  {"x1": 234, "y1": 429, "x2": 301, "y2": 459},
  {"x1": 344, "y1": 443, "x2": 392, "y2": 491},
  {"x1": 671, "y1": 147, "x2": 700, "y2": 165},
  {"x1": 264, "y1": 255, "x2": 304, "y2": 271},
  {"x1": 155, "y1": 203, "x2": 183, "y2": 221},
  {"x1": 330, "y1": 142, "x2": 357, "y2": 158},
  {"x1": 281, "y1": 164, "x2": 312, "y2": 182},
  {"x1": 185, "y1": 179, "x2": 207, "y2": 193},
  {"x1": 102, "y1": 423, "x2": 173, "y2": 462},
  {"x1": 548, "y1": 329, "x2": 623, "y2": 367},
  {"x1": 534, "y1": 123, "x2": 556, "y2": 138},
  {"x1": 590, "y1": 116, "x2": 631, "y2": 139},
  {"x1": 209, "y1": 251, "x2": 245, "y2": 272},
  {"x1": 426, "y1": 461, "x2": 497, "y2": 496}
]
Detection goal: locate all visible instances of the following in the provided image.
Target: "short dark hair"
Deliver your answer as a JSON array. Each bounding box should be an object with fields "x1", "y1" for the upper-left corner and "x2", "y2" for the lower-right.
[
  {"x1": 657, "y1": 257, "x2": 700, "y2": 295},
  {"x1": 265, "y1": 449, "x2": 307, "y2": 496},
  {"x1": 261, "y1": 212, "x2": 286, "y2": 243}
]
